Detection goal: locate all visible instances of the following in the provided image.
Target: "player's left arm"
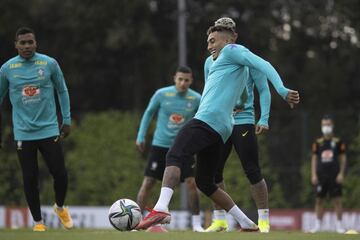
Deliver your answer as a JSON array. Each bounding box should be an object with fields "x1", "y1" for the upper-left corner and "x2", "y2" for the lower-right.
[
  {"x1": 251, "y1": 69, "x2": 270, "y2": 134},
  {"x1": 227, "y1": 46, "x2": 300, "y2": 108},
  {"x1": 50, "y1": 58, "x2": 71, "y2": 138},
  {"x1": 336, "y1": 141, "x2": 347, "y2": 184}
]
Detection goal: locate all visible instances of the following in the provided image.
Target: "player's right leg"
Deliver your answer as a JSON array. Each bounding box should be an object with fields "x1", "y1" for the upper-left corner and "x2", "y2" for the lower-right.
[
  {"x1": 310, "y1": 197, "x2": 324, "y2": 233},
  {"x1": 206, "y1": 138, "x2": 232, "y2": 232},
  {"x1": 310, "y1": 176, "x2": 327, "y2": 233},
  {"x1": 16, "y1": 140, "x2": 46, "y2": 231},
  {"x1": 136, "y1": 119, "x2": 220, "y2": 230},
  {"x1": 330, "y1": 181, "x2": 344, "y2": 233},
  {"x1": 39, "y1": 136, "x2": 73, "y2": 229}
]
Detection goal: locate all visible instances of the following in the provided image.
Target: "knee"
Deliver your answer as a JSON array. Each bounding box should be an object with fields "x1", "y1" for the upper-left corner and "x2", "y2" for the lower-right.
[
  {"x1": 140, "y1": 177, "x2": 157, "y2": 191},
  {"x1": 245, "y1": 169, "x2": 263, "y2": 185},
  {"x1": 53, "y1": 170, "x2": 68, "y2": 181},
  {"x1": 185, "y1": 177, "x2": 197, "y2": 191},
  {"x1": 195, "y1": 175, "x2": 217, "y2": 197},
  {"x1": 23, "y1": 173, "x2": 38, "y2": 186}
]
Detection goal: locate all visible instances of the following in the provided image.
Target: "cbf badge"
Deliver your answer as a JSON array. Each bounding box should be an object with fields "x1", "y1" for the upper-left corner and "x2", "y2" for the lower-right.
[{"x1": 37, "y1": 68, "x2": 45, "y2": 79}]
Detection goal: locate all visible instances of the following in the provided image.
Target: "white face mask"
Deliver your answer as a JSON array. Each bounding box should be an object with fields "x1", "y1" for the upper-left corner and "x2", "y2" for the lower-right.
[{"x1": 322, "y1": 126, "x2": 333, "y2": 135}]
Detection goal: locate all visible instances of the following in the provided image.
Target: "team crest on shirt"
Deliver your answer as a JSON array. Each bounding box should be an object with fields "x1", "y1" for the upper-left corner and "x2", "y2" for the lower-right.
[
  {"x1": 331, "y1": 140, "x2": 336, "y2": 148},
  {"x1": 187, "y1": 102, "x2": 192, "y2": 108},
  {"x1": 151, "y1": 161, "x2": 158, "y2": 171},
  {"x1": 37, "y1": 68, "x2": 45, "y2": 80}
]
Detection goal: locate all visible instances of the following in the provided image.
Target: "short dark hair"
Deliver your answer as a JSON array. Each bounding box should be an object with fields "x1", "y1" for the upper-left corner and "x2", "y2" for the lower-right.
[
  {"x1": 15, "y1": 27, "x2": 35, "y2": 41},
  {"x1": 206, "y1": 25, "x2": 236, "y2": 36},
  {"x1": 176, "y1": 66, "x2": 192, "y2": 74},
  {"x1": 322, "y1": 114, "x2": 334, "y2": 122}
]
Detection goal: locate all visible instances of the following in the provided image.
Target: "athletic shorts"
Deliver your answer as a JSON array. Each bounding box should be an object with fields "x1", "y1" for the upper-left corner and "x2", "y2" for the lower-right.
[
  {"x1": 166, "y1": 118, "x2": 224, "y2": 192},
  {"x1": 315, "y1": 174, "x2": 342, "y2": 198},
  {"x1": 144, "y1": 145, "x2": 195, "y2": 182},
  {"x1": 215, "y1": 124, "x2": 262, "y2": 184}
]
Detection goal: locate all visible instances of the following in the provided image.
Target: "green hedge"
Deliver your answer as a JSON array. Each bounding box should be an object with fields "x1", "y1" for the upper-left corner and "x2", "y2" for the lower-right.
[{"x1": 1, "y1": 111, "x2": 359, "y2": 210}]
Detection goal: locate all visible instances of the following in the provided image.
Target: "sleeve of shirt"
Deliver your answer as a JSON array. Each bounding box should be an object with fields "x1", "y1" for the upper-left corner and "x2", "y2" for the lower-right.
[
  {"x1": 251, "y1": 69, "x2": 271, "y2": 128},
  {"x1": 136, "y1": 91, "x2": 161, "y2": 143},
  {"x1": 0, "y1": 65, "x2": 9, "y2": 105},
  {"x1": 226, "y1": 46, "x2": 289, "y2": 99},
  {"x1": 50, "y1": 59, "x2": 71, "y2": 125}
]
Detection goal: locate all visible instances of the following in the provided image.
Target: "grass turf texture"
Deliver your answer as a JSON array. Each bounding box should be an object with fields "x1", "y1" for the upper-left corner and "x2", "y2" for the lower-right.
[{"x1": 0, "y1": 229, "x2": 359, "y2": 240}]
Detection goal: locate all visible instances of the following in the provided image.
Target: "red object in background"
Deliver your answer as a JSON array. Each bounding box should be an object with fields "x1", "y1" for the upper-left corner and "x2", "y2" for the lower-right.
[
  {"x1": 5, "y1": 207, "x2": 29, "y2": 228},
  {"x1": 270, "y1": 209, "x2": 303, "y2": 230}
]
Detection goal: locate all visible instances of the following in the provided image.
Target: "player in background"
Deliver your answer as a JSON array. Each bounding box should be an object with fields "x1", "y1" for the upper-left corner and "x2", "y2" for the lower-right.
[
  {"x1": 136, "y1": 22, "x2": 298, "y2": 231},
  {"x1": 0, "y1": 27, "x2": 73, "y2": 231},
  {"x1": 310, "y1": 115, "x2": 346, "y2": 233},
  {"x1": 135, "y1": 66, "x2": 204, "y2": 232},
  {"x1": 205, "y1": 17, "x2": 300, "y2": 233}
]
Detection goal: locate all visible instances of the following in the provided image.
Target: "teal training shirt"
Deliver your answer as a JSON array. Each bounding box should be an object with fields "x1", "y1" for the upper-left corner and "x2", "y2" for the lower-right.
[
  {"x1": 0, "y1": 53, "x2": 71, "y2": 141},
  {"x1": 198, "y1": 44, "x2": 287, "y2": 142},
  {"x1": 136, "y1": 86, "x2": 201, "y2": 148},
  {"x1": 234, "y1": 68, "x2": 271, "y2": 127}
]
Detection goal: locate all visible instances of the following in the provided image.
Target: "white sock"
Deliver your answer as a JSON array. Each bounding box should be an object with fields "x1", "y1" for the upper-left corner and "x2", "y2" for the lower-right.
[
  {"x1": 192, "y1": 215, "x2": 202, "y2": 228},
  {"x1": 335, "y1": 219, "x2": 343, "y2": 228},
  {"x1": 258, "y1": 209, "x2": 269, "y2": 221},
  {"x1": 153, "y1": 187, "x2": 174, "y2": 212},
  {"x1": 213, "y1": 210, "x2": 226, "y2": 220},
  {"x1": 35, "y1": 220, "x2": 44, "y2": 224},
  {"x1": 228, "y1": 205, "x2": 255, "y2": 229},
  {"x1": 55, "y1": 203, "x2": 63, "y2": 210}
]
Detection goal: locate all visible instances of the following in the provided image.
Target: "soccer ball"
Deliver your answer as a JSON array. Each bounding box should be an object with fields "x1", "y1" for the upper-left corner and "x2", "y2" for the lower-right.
[{"x1": 108, "y1": 198, "x2": 142, "y2": 231}]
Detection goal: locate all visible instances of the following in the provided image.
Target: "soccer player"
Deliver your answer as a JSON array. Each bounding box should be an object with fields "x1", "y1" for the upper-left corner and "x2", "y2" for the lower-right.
[
  {"x1": 0, "y1": 27, "x2": 73, "y2": 231},
  {"x1": 135, "y1": 66, "x2": 204, "y2": 232},
  {"x1": 205, "y1": 17, "x2": 300, "y2": 233},
  {"x1": 310, "y1": 115, "x2": 346, "y2": 233},
  {"x1": 136, "y1": 22, "x2": 297, "y2": 231}
]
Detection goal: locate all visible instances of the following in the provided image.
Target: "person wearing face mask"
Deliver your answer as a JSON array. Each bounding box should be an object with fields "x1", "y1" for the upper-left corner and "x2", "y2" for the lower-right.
[{"x1": 310, "y1": 115, "x2": 347, "y2": 233}]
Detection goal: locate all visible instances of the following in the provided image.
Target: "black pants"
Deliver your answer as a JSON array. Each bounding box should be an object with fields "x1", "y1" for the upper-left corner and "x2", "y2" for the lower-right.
[
  {"x1": 166, "y1": 118, "x2": 224, "y2": 196},
  {"x1": 16, "y1": 136, "x2": 68, "y2": 221},
  {"x1": 216, "y1": 124, "x2": 263, "y2": 185}
]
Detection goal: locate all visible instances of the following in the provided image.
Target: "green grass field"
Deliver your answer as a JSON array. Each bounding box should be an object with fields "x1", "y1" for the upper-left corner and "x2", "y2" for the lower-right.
[{"x1": 0, "y1": 229, "x2": 359, "y2": 240}]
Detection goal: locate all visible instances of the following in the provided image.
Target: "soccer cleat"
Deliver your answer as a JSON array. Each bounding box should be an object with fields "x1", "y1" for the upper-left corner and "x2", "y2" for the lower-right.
[
  {"x1": 54, "y1": 204, "x2": 74, "y2": 229},
  {"x1": 240, "y1": 224, "x2": 260, "y2": 232},
  {"x1": 258, "y1": 219, "x2": 270, "y2": 233},
  {"x1": 205, "y1": 219, "x2": 228, "y2": 232},
  {"x1": 239, "y1": 223, "x2": 260, "y2": 232},
  {"x1": 33, "y1": 223, "x2": 46, "y2": 232},
  {"x1": 135, "y1": 209, "x2": 171, "y2": 230}
]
